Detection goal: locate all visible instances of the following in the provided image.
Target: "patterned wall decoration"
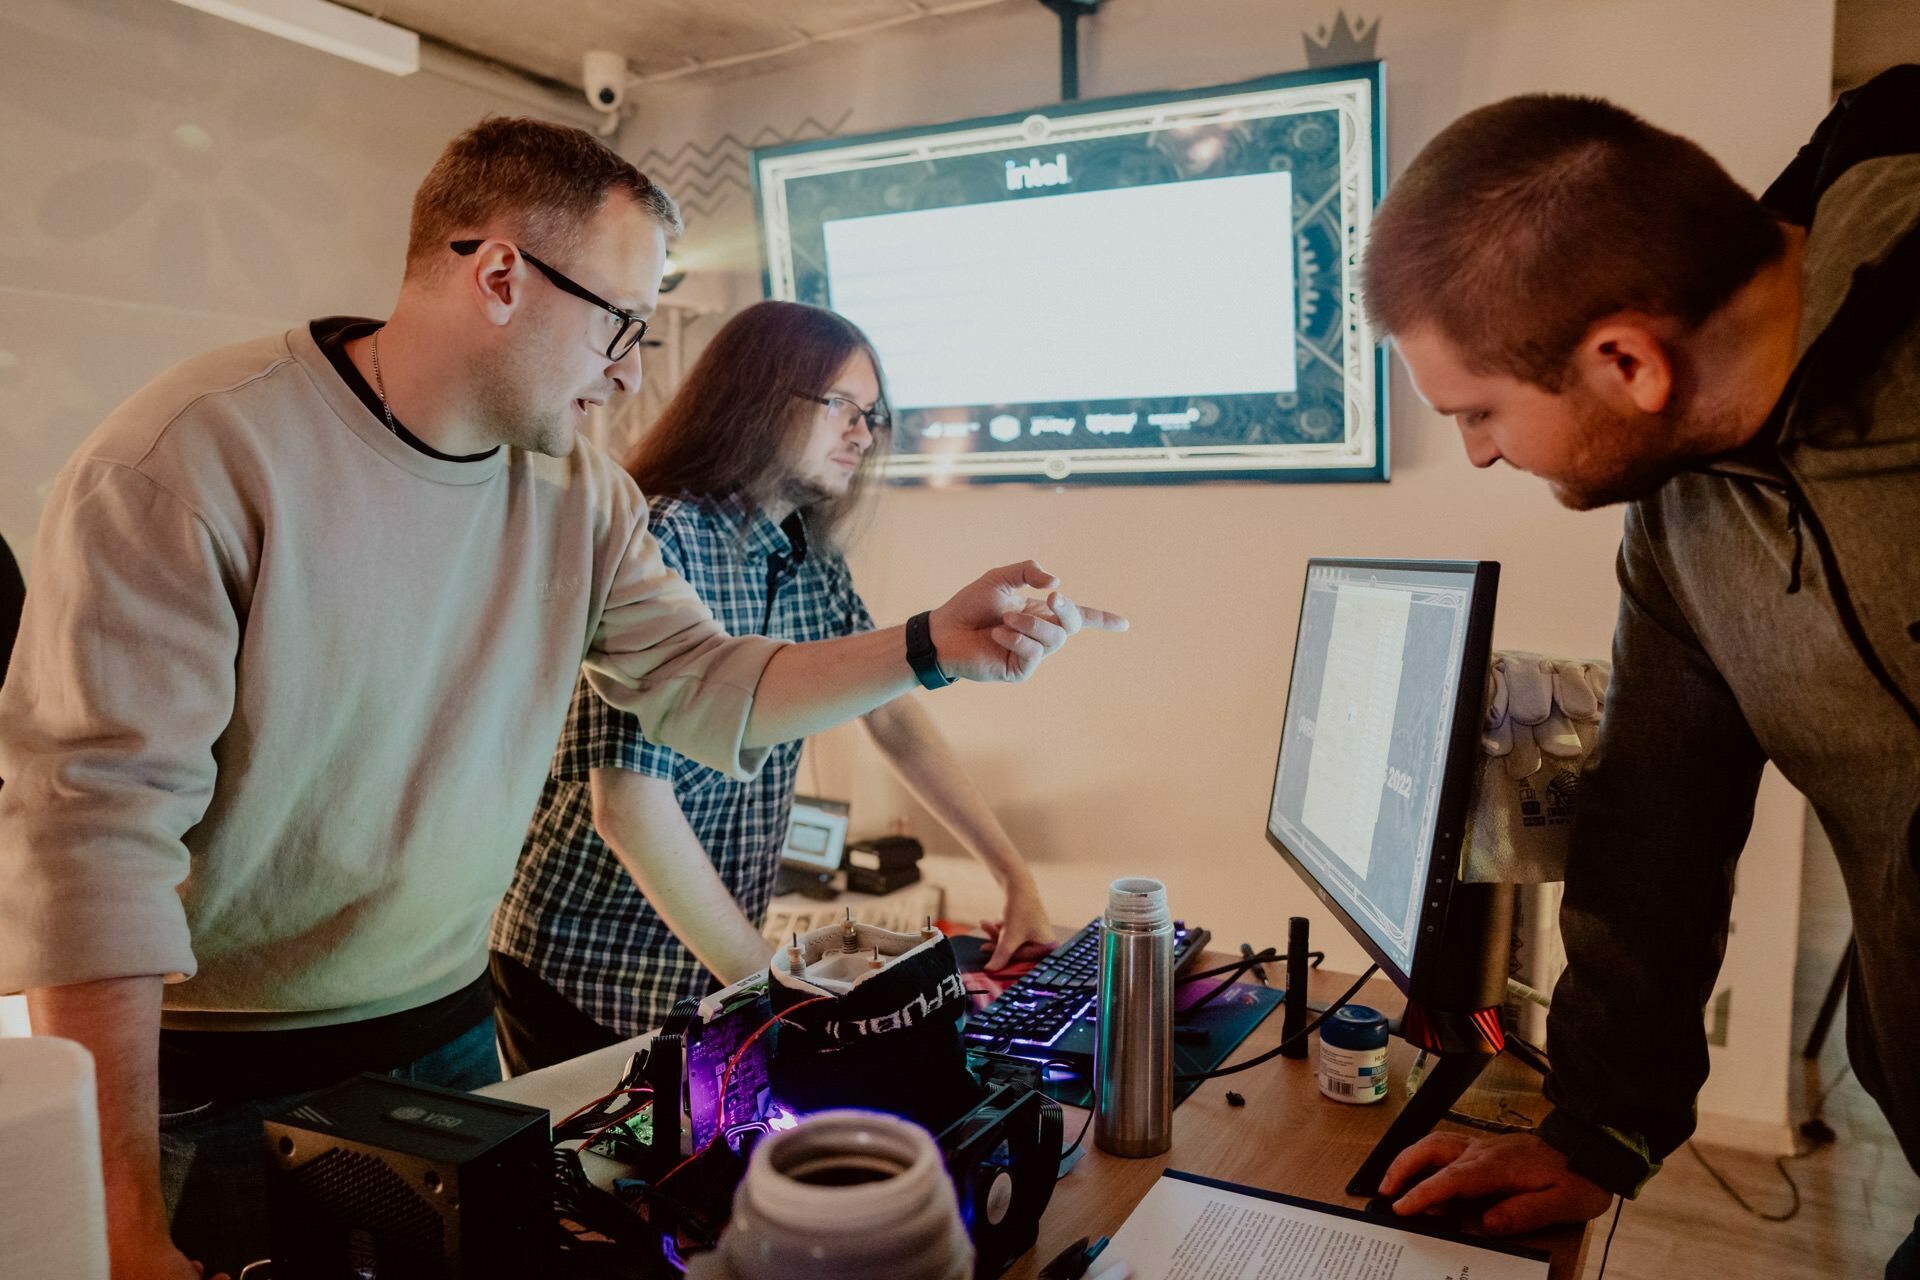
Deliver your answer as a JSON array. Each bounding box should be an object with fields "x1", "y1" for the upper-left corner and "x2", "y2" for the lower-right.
[
  {"x1": 629, "y1": 110, "x2": 855, "y2": 221},
  {"x1": 1303, "y1": 10, "x2": 1380, "y2": 68}
]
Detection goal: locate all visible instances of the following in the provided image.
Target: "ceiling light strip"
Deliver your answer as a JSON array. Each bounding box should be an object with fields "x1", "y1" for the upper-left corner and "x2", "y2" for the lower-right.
[{"x1": 169, "y1": 0, "x2": 420, "y2": 76}]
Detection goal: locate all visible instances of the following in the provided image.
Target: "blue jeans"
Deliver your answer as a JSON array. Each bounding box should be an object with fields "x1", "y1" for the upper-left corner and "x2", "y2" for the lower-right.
[
  {"x1": 1891, "y1": 1214, "x2": 1920, "y2": 1280},
  {"x1": 158, "y1": 1017, "x2": 502, "y2": 1275}
]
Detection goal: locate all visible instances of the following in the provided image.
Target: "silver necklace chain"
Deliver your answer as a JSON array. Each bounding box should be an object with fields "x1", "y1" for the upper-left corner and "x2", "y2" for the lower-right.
[{"x1": 369, "y1": 329, "x2": 398, "y2": 437}]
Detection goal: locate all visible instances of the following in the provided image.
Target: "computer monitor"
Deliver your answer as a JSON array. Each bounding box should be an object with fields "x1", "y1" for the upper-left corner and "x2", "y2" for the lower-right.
[{"x1": 1265, "y1": 557, "x2": 1515, "y2": 1194}]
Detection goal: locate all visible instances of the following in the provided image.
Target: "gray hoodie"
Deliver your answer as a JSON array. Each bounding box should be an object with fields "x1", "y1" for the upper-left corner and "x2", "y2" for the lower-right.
[{"x1": 1538, "y1": 126, "x2": 1920, "y2": 1191}]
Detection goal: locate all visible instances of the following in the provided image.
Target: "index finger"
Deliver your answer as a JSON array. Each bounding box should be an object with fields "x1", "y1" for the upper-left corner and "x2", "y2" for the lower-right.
[
  {"x1": 1074, "y1": 604, "x2": 1130, "y2": 632},
  {"x1": 1394, "y1": 1147, "x2": 1528, "y2": 1217},
  {"x1": 1380, "y1": 1132, "x2": 1469, "y2": 1195}
]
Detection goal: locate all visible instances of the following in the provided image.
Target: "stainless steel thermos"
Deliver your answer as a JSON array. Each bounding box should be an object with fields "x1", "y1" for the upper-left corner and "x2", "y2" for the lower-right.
[{"x1": 1093, "y1": 877, "x2": 1174, "y2": 1157}]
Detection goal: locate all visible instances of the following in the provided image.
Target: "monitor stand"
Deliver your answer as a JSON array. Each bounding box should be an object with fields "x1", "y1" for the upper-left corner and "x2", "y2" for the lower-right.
[{"x1": 1343, "y1": 1002, "x2": 1513, "y2": 1197}]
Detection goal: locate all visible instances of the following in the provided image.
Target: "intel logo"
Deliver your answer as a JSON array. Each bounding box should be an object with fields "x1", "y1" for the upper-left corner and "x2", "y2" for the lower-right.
[{"x1": 1005, "y1": 153, "x2": 1072, "y2": 191}]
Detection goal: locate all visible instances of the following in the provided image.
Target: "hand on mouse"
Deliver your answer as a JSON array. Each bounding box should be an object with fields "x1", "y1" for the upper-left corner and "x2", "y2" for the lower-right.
[{"x1": 1378, "y1": 1133, "x2": 1614, "y2": 1235}]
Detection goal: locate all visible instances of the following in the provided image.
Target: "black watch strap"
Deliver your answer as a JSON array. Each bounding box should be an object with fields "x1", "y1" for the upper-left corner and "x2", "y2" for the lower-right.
[{"x1": 905, "y1": 610, "x2": 954, "y2": 690}]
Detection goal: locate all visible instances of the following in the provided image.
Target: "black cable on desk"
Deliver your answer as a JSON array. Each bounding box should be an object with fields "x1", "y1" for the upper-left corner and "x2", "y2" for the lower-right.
[
  {"x1": 1174, "y1": 965, "x2": 1378, "y2": 1082},
  {"x1": 1178, "y1": 946, "x2": 1326, "y2": 1019},
  {"x1": 1179, "y1": 949, "x2": 1279, "y2": 1018}
]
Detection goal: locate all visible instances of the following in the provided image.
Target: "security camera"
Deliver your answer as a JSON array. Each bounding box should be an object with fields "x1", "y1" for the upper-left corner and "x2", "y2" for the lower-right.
[{"x1": 582, "y1": 49, "x2": 630, "y2": 113}]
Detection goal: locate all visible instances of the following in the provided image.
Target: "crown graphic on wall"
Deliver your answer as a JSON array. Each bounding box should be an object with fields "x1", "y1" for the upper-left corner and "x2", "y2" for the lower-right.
[{"x1": 1303, "y1": 10, "x2": 1380, "y2": 67}]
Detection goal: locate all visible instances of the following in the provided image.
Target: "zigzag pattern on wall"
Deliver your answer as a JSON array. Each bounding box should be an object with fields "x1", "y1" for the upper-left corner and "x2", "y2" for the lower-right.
[{"x1": 632, "y1": 110, "x2": 855, "y2": 221}]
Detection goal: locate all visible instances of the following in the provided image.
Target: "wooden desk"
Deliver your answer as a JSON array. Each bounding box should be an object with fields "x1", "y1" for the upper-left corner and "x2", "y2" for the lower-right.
[
  {"x1": 1006, "y1": 964, "x2": 1589, "y2": 1279},
  {"x1": 484, "y1": 962, "x2": 1590, "y2": 1279}
]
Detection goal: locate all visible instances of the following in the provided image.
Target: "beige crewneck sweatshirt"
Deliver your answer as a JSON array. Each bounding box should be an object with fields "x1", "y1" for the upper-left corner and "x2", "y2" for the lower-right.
[{"x1": 0, "y1": 322, "x2": 783, "y2": 1030}]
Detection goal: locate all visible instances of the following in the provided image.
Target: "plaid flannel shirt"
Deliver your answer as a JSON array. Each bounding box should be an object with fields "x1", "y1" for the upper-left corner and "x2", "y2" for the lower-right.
[{"x1": 491, "y1": 493, "x2": 874, "y2": 1035}]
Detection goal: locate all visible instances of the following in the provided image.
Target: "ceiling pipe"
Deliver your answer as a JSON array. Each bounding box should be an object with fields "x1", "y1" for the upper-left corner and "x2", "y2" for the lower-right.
[
  {"x1": 627, "y1": 0, "x2": 1017, "y2": 88},
  {"x1": 418, "y1": 38, "x2": 608, "y2": 132}
]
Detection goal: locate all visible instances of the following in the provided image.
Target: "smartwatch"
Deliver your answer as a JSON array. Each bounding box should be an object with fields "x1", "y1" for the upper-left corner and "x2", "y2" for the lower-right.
[{"x1": 905, "y1": 611, "x2": 955, "y2": 690}]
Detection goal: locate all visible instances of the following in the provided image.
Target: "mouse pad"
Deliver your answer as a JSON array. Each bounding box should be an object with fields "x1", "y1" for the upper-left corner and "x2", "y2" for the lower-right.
[{"x1": 1041, "y1": 982, "x2": 1284, "y2": 1111}]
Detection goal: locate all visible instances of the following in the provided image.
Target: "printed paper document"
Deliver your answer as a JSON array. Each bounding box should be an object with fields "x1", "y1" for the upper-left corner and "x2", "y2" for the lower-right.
[{"x1": 1104, "y1": 1171, "x2": 1549, "y2": 1280}]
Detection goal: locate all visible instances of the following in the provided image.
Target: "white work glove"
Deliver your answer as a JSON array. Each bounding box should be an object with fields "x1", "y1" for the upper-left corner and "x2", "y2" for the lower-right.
[{"x1": 1482, "y1": 653, "x2": 1610, "y2": 782}]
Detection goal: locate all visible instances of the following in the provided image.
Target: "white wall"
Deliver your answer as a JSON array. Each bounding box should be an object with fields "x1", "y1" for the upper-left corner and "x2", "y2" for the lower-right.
[
  {"x1": 0, "y1": 0, "x2": 592, "y2": 565},
  {"x1": 625, "y1": 0, "x2": 1832, "y2": 1145}
]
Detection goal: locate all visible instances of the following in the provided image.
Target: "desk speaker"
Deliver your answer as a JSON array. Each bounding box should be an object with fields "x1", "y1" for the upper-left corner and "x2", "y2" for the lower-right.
[{"x1": 264, "y1": 1074, "x2": 553, "y2": 1279}]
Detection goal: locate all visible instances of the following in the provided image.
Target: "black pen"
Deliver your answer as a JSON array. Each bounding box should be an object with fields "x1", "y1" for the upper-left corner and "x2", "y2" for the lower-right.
[{"x1": 1241, "y1": 941, "x2": 1270, "y2": 985}]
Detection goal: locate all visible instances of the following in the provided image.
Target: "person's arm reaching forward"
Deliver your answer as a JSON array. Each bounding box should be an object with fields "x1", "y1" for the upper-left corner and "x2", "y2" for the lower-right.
[
  {"x1": 745, "y1": 561, "x2": 1123, "y2": 747},
  {"x1": 588, "y1": 768, "x2": 775, "y2": 984},
  {"x1": 585, "y1": 525, "x2": 1125, "y2": 781},
  {"x1": 860, "y1": 694, "x2": 1051, "y2": 969}
]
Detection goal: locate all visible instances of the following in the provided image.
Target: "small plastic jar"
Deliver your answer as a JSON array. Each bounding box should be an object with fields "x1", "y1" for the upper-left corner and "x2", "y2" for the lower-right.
[{"x1": 1317, "y1": 1004, "x2": 1389, "y2": 1104}]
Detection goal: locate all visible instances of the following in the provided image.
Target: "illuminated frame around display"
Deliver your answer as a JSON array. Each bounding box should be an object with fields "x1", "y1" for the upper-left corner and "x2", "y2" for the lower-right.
[{"x1": 753, "y1": 62, "x2": 1386, "y2": 486}]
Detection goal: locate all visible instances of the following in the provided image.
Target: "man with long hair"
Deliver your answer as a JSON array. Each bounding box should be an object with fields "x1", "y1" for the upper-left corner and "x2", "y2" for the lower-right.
[
  {"x1": 490, "y1": 300, "x2": 1051, "y2": 1073},
  {"x1": 1359, "y1": 70, "x2": 1920, "y2": 1275},
  {"x1": 0, "y1": 119, "x2": 1122, "y2": 1279}
]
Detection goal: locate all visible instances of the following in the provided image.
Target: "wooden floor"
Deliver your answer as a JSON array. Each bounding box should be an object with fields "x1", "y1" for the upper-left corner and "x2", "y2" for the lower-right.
[{"x1": 1576, "y1": 824, "x2": 1916, "y2": 1279}]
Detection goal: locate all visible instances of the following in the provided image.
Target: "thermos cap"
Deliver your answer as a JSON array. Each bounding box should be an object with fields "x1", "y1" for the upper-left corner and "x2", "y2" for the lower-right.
[
  {"x1": 1105, "y1": 877, "x2": 1170, "y2": 927},
  {"x1": 1320, "y1": 1003, "x2": 1389, "y2": 1051}
]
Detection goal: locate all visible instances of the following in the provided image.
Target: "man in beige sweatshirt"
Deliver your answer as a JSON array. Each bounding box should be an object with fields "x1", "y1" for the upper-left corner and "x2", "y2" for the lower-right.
[{"x1": 0, "y1": 118, "x2": 1123, "y2": 1279}]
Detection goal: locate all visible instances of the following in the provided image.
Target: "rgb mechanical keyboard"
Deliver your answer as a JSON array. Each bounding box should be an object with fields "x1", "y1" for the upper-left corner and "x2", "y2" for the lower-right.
[{"x1": 962, "y1": 919, "x2": 1211, "y2": 1071}]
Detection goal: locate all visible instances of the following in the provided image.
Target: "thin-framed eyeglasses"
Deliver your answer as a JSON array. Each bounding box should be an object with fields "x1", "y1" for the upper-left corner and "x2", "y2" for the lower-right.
[
  {"x1": 795, "y1": 393, "x2": 892, "y2": 436},
  {"x1": 449, "y1": 239, "x2": 650, "y2": 360}
]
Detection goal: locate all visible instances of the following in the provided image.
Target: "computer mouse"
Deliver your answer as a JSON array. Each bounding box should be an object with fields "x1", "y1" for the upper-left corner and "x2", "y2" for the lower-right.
[
  {"x1": 1365, "y1": 1163, "x2": 1432, "y2": 1212},
  {"x1": 1363, "y1": 1166, "x2": 1475, "y2": 1228}
]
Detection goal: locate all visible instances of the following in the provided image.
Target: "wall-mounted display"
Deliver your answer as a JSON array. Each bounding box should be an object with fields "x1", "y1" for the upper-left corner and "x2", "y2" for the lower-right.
[{"x1": 754, "y1": 61, "x2": 1386, "y2": 485}]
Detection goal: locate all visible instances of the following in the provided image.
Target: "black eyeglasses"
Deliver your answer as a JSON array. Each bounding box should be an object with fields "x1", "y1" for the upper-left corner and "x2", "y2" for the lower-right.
[
  {"x1": 450, "y1": 239, "x2": 650, "y2": 360},
  {"x1": 795, "y1": 393, "x2": 892, "y2": 435}
]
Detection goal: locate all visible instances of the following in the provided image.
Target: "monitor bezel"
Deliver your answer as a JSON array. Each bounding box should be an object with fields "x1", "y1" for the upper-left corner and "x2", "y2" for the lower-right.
[{"x1": 1263, "y1": 556, "x2": 1500, "y2": 999}]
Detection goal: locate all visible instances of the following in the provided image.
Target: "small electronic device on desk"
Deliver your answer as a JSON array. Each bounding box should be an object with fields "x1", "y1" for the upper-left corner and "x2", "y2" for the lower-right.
[
  {"x1": 772, "y1": 795, "x2": 848, "y2": 898},
  {"x1": 844, "y1": 833, "x2": 924, "y2": 895}
]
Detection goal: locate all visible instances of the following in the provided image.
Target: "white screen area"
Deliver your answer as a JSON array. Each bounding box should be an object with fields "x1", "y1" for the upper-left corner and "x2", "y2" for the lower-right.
[
  {"x1": 782, "y1": 802, "x2": 848, "y2": 871},
  {"x1": 821, "y1": 172, "x2": 1297, "y2": 409},
  {"x1": 1300, "y1": 585, "x2": 1411, "y2": 878}
]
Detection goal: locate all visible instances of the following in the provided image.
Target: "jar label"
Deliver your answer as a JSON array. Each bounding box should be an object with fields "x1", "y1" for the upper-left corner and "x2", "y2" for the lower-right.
[{"x1": 1317, "y1": 1043, "x2": 1388, "y2": 1104}]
